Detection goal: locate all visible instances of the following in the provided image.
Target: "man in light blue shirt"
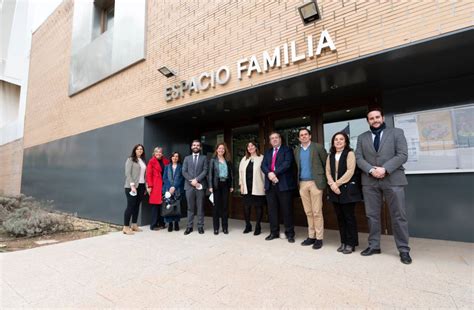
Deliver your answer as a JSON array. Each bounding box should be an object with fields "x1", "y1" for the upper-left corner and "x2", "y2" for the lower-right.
[{"x1": 294, "y1": 128, "x2": 328, "y2": 250}]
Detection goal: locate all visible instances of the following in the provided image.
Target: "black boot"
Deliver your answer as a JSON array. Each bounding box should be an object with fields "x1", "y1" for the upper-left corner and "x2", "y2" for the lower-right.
[
  {"x1": 243, "y1": 223, "x2": 252, "y2": 234},
  {"x1": 168, "y1": 224, "x2": 173, "y2": 232},
  {"x1": 254, "y1": 223, "x2": 261, "y2": 236},
  {"x1": 174, "y1": 221, "x2": 179, "y2": 231}
]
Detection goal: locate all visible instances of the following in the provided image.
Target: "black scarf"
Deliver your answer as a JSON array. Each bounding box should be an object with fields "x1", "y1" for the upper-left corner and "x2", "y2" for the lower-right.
[
  {"x1": 158, "y1": 159, "x2": 164, "y2": 176},
  {"x1": 370, "y1": 122, "x2": 386, "y2": 135},
  {"x1": 370, "y1": 122, "x2": 386, "y2": 152}
]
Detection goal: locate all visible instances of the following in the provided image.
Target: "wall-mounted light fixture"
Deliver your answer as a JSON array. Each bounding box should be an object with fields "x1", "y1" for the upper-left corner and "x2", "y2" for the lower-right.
[
  {"x1": 298, "y1": 0, "x2": 321, "y2": 25},
  {"x1": 157, "y1": 66, "x2": 176, "y2": 78}
]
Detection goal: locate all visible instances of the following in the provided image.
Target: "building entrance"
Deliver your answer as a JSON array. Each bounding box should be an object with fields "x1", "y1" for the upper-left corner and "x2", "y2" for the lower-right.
[{"x1": 180, "y1": 100, "x2": 391, "y2": 233}]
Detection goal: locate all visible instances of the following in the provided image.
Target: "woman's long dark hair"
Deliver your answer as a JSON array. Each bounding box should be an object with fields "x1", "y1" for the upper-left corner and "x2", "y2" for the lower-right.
[
  {"x1": 330, "y1": 132, "x2": 352, "y2": 154},
  {"x1": 130, "y1": 144, "x2": 146, "y2": 163},
  {"x1": 245, "y1": 141, "x2": 261, "y2": 159},
  {"x1": 170, "y1": 151, "x2": 182, "y2": 164}
]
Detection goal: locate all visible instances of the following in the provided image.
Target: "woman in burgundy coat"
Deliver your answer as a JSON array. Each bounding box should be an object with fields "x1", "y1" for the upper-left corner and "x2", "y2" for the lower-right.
[{"x1": 146, "y1": 147, "x2": 169, "y2": 230}]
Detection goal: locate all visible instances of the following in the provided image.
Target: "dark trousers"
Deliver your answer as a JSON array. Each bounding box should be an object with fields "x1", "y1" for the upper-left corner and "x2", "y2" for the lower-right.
[
  {"x1": 266, "y1": 185, "x2": 294, "y2": 238},
  {"x1": 333, "y1": 202, "x2": 359, "y2": 247},
  {"x1": 150, "y1": 204, "x2": 162, "y2": 229},
  {"x1": 213, "y1": 181, "x2": 230, "y2": 231},
  {"x1": 186, "y1": 188, "x2": 205, "y2": 229},
  {"x1": 124, "y1": 183, "x2": 145, "y2": 226},
  {"x1": 244, "y1": 205, "x2": 263, "y2": 228},
  {"x1": 362, "y1": 184, "x2": 410, "y2": 252}
]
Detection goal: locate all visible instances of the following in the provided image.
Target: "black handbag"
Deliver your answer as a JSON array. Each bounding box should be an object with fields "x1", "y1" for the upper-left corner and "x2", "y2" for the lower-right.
[{"x1": 161, "y1": 194, "x2": 181, "y2": 217}]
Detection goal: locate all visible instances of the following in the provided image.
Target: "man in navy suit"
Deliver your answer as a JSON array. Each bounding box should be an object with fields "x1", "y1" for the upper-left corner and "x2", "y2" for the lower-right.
[{"x1": 261, "y1": 132, "x2": 297, "y2": 243}]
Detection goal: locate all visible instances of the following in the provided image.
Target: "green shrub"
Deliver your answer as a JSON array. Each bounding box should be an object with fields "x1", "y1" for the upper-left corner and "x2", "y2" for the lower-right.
[
  {"x1": 0, "y1": 195, "x2": 22, "y2": 224},
  {"x1": 1, "y1": 196, "x2": 73, "y2": 237},
  {"x1": 0, "y1": 195, "x2": 21, "y2": 210}
]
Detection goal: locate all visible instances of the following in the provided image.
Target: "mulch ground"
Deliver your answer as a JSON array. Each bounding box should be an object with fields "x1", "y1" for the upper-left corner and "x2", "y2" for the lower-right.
[{"x1": 0, "y1": 217, "x2": 121, "y2": 252}]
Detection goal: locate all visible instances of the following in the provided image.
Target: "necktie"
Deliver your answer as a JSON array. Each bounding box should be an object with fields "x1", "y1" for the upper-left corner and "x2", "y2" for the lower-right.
[
  {"x1": 271, "y1": 148, "x2": 278, "y2": 172},
  {"x1": 370, "y1": 124, "x2": 385, "y2": 152},
  {"x1": 373, "y1": 133, "x2": 380, "y2": 152},
  {"x1": 193, "y1": 155, "x2": 197, "y2": 171}
]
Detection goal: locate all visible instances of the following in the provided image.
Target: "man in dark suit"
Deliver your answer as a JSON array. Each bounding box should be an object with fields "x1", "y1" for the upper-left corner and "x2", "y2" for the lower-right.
[
  {"x1": 182, "y1": 140, "x2": 209, "y2": 235},
  {"x1": 261, "y1": 132, "x2": 297, "y2": 243},
  {"x1": 355, "y1": 108, "x2": 412, "y2": 264}
]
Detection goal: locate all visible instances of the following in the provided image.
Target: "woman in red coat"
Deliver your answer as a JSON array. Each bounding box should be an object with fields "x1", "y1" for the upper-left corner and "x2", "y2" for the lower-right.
[{"x1": 146, "y1": 147, "x2": 170, "y2": 230}]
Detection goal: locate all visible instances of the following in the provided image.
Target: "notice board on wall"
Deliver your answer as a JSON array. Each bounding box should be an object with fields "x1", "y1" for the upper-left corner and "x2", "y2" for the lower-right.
[{"x1": 394, "y1": 104, "x2": 474, "y2": 174}]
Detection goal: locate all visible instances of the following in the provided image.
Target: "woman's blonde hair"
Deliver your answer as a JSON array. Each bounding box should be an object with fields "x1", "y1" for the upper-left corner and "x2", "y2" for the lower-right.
[{"x1": 153, "y1": 146, "x2": 163, "y2": 155}]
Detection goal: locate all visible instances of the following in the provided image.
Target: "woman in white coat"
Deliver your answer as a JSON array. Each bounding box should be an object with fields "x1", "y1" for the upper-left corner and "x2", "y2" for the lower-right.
[{"x1": 239, "y1": 141, "x2": 266, "y2": 235}]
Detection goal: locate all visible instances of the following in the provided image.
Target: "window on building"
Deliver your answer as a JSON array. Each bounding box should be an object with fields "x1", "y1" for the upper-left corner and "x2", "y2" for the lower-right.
[
  {"x1": 94, "y1": 0, "x2": 115, "y2": 34},
  {"x1": 103, "y1": 6, "x2": 114, "y2": 32}
]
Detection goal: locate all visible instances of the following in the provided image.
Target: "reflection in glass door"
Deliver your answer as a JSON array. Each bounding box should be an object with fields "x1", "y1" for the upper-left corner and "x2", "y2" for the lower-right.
[
  {"x1": 274, "y1": 116, "x2": 311, "y2": 149},
  {"x1": 323, "y1": 118, "x2": 368, "y2": 151},
  {"x1": 201, "y1": 130, "x2": 224, "y2": 159},
  {"x1": 323, "y1": 107, "x2": 368, "y2": 151}
]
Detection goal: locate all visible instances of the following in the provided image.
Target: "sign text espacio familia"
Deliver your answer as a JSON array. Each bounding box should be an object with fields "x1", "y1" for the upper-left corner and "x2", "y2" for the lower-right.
[{"x1": 164, "y1": 30, "x2": 336, "y2": 102}]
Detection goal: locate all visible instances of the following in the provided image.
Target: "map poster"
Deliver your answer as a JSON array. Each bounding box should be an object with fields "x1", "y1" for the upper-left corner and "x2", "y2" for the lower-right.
[
  {"x1": 417, "y1": 110, "x2": 455, "y2": 151},
  {"x1": 453, "y1": 106, "x2": 474, "y2": 148}
]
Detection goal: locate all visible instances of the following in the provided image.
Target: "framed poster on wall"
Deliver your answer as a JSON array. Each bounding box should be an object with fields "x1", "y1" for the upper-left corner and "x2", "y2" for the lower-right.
[{"x1": 394, "y1": 104, "x2": 474, "y2": 174}]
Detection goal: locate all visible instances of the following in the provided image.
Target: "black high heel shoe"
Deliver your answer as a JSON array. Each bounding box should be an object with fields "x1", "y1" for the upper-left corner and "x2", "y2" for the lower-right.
[
  {"x1": 342, "y1": 245, "x2": 355, "y2": 254},
  {"x1": 254, "y1": 224, "x2": 261, "y2": 236},
  {"x1": 337, "y1": 243, "x2": 345, "y2": 252}
]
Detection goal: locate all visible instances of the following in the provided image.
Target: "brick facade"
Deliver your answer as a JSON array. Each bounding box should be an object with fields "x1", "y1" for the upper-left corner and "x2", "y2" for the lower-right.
[
  {"x1": 22, "y1": 0, "x2": 473, "y2": 149},
  {"x1": 0, "y1": 139, "x2": 23, "y2": 196},
  {"x1": 0, "y1": 0, "x2": 471, "y2": 196}
]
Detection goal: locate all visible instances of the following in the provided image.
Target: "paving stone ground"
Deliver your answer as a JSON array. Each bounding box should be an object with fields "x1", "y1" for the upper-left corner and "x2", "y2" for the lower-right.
[{"x1": 1, "y1": 218, "x2": 473, "y2": 309}]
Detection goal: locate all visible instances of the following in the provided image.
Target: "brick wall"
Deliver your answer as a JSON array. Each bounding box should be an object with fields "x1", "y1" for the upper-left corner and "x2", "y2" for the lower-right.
[
  {"x1": 0, "y1": 139, "x2": 23, "y2": 196},
  {"x1": 23, "y1": 0, "x2": 473, "y2": 149}
]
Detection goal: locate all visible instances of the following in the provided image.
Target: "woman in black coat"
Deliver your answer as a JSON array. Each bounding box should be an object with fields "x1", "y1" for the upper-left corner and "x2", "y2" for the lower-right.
[
  {"x1": 208, "y1": 142, "x2": 234, "y2": 235},
  {"x1": 326, "y1": 132, "x2": 363, "y2": 254}
]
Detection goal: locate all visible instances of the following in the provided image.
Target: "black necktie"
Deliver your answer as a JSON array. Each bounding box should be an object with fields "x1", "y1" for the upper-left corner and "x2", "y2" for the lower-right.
[
  {"x1": 370, "y1": 123, "x2": 386, "y2": 152},
  {"x1": 374, "y1": 133, "x2": 380, "y2": 152},
  {"x1": 193, "y1": 155, "x2": 198, "y2": 173}
]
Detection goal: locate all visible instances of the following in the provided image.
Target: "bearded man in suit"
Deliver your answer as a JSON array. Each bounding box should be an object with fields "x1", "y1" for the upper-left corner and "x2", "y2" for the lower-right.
[{"x1": 355, "y1": 108, "x2": 412, "y2": 264}]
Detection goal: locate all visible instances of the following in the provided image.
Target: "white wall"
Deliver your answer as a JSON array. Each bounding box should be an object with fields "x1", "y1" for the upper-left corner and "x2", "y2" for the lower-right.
[
  {"x1": 0, "y1": 0, "x2": 62, "y2": 145},
  {"x1": 0, "y1": 81, "x2": 21, "y2": 144}
]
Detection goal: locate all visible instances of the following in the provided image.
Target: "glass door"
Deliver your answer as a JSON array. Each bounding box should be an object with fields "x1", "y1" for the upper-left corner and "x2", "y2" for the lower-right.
[
  {"x1": 274, "y1": 115, "x2": 311, "y2": 148},
  {"x1": 323, "y1": 118, "x2": 368, "y2": 151},
  {"x1": 200, "y1": 130, "x2": 224, "y2": 159}
]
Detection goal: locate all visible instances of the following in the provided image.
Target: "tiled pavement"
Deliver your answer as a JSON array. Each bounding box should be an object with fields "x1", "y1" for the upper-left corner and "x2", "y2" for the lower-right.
[{"x1": 1, "y1": 218, "x2": 473, "y2": 309}]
